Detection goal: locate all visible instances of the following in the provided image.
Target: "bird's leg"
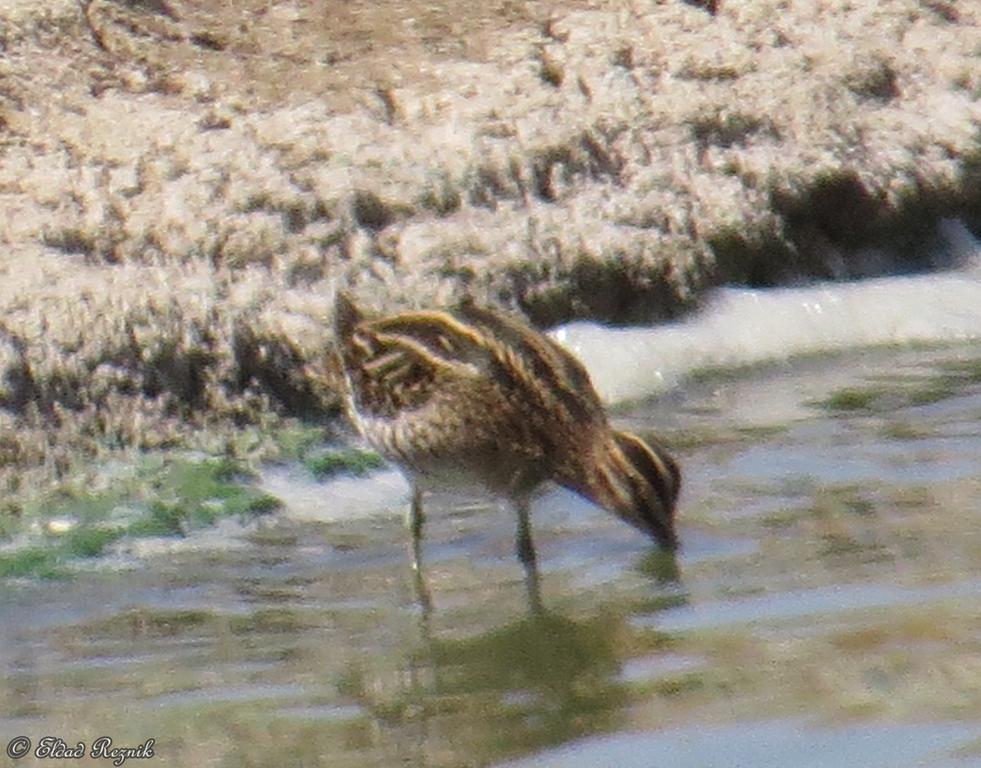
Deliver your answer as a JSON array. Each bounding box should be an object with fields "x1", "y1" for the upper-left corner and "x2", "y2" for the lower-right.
[
  {"x1": 408, "y1": 485, "x2": 425, "y2": 546},
  {"x1": 515, "y1": 498, "x2": 544, "y2": 614},
  {"x1": 407, "y1": 486, "x2": 433, "y2": 619}
]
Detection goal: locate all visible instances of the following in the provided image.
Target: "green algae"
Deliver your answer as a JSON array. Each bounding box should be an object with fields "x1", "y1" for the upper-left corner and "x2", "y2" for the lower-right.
[
  {"x1": 304, "y1": 449, "x2": 386, "y2": 480},
  {"x1": 0, "y1": 456, "x2": 282, "y2": 580},
  {"x1": 811, "y1": 353, "x2": 981, "y2": 416}
]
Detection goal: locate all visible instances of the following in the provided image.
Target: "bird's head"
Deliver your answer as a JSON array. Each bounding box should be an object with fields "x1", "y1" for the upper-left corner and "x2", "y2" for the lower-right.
[{"x1": 572, "y1": 429, "x2": 681, "y2": 551}]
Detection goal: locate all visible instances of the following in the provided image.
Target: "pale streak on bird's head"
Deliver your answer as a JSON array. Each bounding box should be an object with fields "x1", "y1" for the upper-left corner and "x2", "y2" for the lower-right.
[{"x1": 577, "y1": 429, "x2": 681, "y2": 551}]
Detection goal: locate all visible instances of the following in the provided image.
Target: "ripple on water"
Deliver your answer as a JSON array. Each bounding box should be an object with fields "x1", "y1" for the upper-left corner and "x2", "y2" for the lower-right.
[
  {"x1": 635, "y1": 580, "x2": 981, "y2": 634},
  {"x1": 616, "y1": 653, "x2": 704, "y2": 685},
  {"x1": 499, "y1": 719, "x2": 981, "y2": 768},
  {"x1": 272, "y1": 704, "x2": 366, "y2": 722},
  {"x1": 726, "y1": 432, "x2": 981, "y2": 487},
  {"x1": 140, "y1": 683, "x2": 312, "y2": 709}
]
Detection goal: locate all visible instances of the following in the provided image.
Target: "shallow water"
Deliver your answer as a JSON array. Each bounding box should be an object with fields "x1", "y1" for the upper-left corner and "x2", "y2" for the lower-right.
[
  {"x1": 503, "y1": 720, "x2": 981, "y2": 768},
  {"x1": 4, "y1": 236, "x2": 981, "y2": 765},
  {"x1": 2, "y1": 333, "x2": 980, "y2": 767}
]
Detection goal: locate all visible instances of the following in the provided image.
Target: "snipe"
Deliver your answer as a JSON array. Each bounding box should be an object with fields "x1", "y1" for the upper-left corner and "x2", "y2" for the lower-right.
[{"x1": 333, "y1": 292, "x2": 681, "y2": 609}]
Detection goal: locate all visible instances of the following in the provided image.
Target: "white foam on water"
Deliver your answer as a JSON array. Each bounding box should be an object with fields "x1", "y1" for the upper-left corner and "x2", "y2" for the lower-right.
[
  {"x1": 262, "y1": 466, "x2": 411, "y2": 523},
  {"x1": 553, "y1": 220, "x2": 981, "y2": 404}
]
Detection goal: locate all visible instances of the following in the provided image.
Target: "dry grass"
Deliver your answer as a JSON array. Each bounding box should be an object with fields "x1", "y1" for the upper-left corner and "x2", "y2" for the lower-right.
[{"x1": 0, "y1": 0, "x2": 979, "y2": 497}]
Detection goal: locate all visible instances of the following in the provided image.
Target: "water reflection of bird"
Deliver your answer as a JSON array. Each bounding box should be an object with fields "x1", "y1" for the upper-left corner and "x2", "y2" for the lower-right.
[{"x1": 333, "y1": 291, "x2": 681, "y2": 610}]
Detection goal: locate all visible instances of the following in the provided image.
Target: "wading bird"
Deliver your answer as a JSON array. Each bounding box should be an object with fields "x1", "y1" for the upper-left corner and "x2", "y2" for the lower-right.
[{"x1": 333, "y1": 291, "x2": 681, "y2": 610}]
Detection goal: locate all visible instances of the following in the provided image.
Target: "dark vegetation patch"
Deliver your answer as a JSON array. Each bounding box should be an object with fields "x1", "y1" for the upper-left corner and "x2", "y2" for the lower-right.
[{"x1": 811, "y1": 358, "x2": 981, "y2": 415}]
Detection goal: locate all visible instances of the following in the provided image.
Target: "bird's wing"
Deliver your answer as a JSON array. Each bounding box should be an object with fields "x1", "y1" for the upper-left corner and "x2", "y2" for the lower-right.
[{"x1": 339, "y1": 308, "x2": 491, "y2": 418}]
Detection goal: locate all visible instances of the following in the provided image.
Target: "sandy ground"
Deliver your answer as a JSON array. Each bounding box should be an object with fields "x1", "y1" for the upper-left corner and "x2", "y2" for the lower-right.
[{"x1": 0, "y1": 0, "x2": 979, "y2": 494}]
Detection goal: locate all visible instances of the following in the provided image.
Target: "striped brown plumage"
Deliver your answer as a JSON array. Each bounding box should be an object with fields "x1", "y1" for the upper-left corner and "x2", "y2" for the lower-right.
[{"x1": 333, "y1": 291, "x2": 681, "y2": 554}]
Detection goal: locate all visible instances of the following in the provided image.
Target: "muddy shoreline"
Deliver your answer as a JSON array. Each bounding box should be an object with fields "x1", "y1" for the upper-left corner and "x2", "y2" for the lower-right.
[{"x1": 0, "y1": 0, "x2": 979, "y2": 496}]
